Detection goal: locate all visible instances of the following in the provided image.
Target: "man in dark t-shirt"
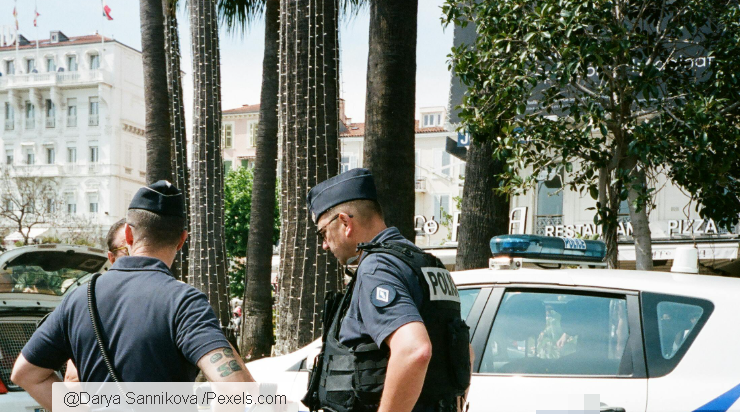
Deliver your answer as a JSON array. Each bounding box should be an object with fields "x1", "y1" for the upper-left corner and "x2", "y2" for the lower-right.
[{"x1": 11, "y1": 181, "x2": 253, "y2": 410}]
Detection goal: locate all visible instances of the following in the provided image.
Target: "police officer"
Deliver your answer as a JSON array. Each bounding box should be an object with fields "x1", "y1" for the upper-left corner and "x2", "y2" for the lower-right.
[
  {"x1": 303, "y1": 169, "x2": 471, "y2": 412},
  {"x1": 12, "y1": 181, "x2": 253, "y2": 410}
]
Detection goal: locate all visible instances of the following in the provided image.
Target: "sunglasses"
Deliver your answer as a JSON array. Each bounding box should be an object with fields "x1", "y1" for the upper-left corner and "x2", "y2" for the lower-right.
[{"x1": 316, "y1": 213, "x2": 353, "y2": 240}]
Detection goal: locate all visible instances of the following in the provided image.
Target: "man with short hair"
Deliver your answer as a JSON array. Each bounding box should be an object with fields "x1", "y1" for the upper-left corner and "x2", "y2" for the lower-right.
[
  {"x1": 63, "y1": 218, "x2": 128, "y2": 383},
  {"x1": 12, "y1": 181, "x2": 253, "y2": 410},
  {"x1": 303, "y1": 169, "x2": 471, "y2": 412}
]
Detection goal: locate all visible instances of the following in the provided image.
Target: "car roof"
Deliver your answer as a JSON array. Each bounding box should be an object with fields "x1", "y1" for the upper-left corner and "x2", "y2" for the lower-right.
[{"x1": 452, "y1": 267, "x2": 740, "y2": 300}]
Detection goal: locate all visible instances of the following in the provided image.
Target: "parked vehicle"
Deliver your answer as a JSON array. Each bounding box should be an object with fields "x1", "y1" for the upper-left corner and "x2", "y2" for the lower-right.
[
  {"x1": 246, "y1": 235, "x2": 740, "y2": 411},
  {"x1": 0, "y1": 244, "x2": 109, "y2": 412}
]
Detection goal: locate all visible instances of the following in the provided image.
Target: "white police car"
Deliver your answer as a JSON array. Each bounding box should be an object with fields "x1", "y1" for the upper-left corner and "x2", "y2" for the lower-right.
[
  {"x1": 0, "y1": 244, "x2": 110, "y2": 411},
  {"x1": 247, "y1": 235, "x2": 740, "y2": 411}
]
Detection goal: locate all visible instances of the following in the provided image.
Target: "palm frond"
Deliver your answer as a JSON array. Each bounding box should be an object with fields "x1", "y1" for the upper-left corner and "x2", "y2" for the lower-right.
[
  {"x1": 218, "y1": 0, "x2": 267, "y2": 36},
  {"x1": 339, "y1": 0, "x2": 367, "y2": 19}
]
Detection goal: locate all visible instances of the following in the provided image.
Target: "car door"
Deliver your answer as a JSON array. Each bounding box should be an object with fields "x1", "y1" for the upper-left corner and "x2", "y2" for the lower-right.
[{"x1": 467, "y1": 286, "x2": 648, "y2": 412}]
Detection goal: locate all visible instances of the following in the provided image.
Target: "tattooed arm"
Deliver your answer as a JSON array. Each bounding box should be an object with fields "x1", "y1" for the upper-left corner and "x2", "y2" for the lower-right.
[{"x1": 197, "y1": 346, "x2": 255, "y2": 382}]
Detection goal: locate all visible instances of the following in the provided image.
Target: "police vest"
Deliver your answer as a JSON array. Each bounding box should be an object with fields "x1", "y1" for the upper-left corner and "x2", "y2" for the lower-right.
[{"x1": 307, "y1": 241, "x2": 471, "y2": 411}]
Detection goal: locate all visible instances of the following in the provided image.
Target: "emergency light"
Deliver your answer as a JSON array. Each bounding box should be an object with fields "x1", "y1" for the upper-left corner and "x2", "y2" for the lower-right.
[{"x1": 490, "y1": 235, "x2": 606, "y2": 263}]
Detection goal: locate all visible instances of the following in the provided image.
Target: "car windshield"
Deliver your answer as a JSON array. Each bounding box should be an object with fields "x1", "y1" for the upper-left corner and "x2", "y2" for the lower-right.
[{"x1": 0, "y1": 251, "x2": 106, "y2": 296}]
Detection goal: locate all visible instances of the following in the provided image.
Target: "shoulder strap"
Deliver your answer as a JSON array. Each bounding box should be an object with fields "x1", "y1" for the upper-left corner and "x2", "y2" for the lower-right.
[
  {"x1": 358, "y1": 241, "x2": 442, "y2": 271},
  {"x1": 87, "y1": 272, "x2": 123, "y2": 383}
]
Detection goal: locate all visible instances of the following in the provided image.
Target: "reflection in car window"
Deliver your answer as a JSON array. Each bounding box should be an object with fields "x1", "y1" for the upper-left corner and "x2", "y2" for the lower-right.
[
  {"x1": 657, "y1": 302, "x2": 703, "y2": 359},
  {"x1": 459, "y1": 288, "x2": 481, "y2": 321},
  {"x1": 480, "y1": 291, "x2": 630, "y2": 376}
]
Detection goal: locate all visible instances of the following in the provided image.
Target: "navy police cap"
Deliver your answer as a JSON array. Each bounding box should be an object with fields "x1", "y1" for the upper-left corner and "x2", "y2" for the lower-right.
[
  {"x1": 307, "y1": 168, "x2": 378, "y2": 223},
  {"x1": 128, "y1": 180, "x2": 185, "y2": 218}
]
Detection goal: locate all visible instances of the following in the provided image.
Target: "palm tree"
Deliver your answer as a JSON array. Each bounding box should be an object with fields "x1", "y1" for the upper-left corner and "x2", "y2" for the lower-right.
[
  {"x1": 362, "y1": 0, "x2": 418, "y2": 241},
  {"x1": 189, "y1": 0, "x2": 232, "y2": 331},
  {"x1": 140, "y1": 0, "x2": 173, "y2": 183},
  {"x1": 449, "y1": 20, "x2": 509, "y2": 270},
  {"x1": 217, "y1": 0, "x2": 280, "y2": 361},
  {"x1": 274, "y1": 0, "x2": 343, "y2": 355},
  {"x1": 163, "y1": 0, "x2": 190, "y2": 281}
]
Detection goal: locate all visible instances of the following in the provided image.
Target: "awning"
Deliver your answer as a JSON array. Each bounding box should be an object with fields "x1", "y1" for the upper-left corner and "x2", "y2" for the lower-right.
[
  {"x1": 618, "y1": 241, "x2": 739, "y2": 261},
  {"x1": 3, "y1": 227, "x2": 51, "y2": 243}
]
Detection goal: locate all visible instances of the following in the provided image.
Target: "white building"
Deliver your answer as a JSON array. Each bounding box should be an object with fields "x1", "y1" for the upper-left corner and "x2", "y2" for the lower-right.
[{"x1": 0, "y1": 30, "x2": 146, "y2": 244}]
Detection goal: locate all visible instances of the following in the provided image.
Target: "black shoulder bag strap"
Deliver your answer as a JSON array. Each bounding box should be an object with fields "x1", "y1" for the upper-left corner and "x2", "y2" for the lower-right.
[{"x1": 87, "y1": 273, "x2": 123, "y2": 383}]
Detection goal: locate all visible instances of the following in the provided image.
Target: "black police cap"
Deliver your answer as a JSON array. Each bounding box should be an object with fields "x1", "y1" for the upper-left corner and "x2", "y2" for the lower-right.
[
  {"x1": 128, "y1": 180, "x2": 185, "y2": 218},
  {"x1": 306, "y1": 168, "x2": 378, "y2": 223}
]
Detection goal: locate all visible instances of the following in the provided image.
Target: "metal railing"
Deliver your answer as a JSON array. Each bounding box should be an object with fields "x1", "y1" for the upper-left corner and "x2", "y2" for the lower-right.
[
  {"x1": 415, "y1": 177, "x2": 427, "y2": 192},
  {"x1": 25, "y1": 118, "x2": 35, "y2": 129},
  {"x1": 535, "y1": 214, "x2": 564, "y2": 236},
  {"x1": 88, "y1": 114, "x2": 99, "y2": 126}
]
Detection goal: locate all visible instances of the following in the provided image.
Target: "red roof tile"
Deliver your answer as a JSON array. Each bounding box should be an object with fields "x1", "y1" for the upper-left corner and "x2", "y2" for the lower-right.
[
  {"x1": 223, "y1": 104, "x2": 261, "y2": 114},
  {"x1": 0, "y1": 35, "x2": 114, "y2": 52},
  {"x1": 340, "y1": 122, "x2": 448, "y2": 137}
]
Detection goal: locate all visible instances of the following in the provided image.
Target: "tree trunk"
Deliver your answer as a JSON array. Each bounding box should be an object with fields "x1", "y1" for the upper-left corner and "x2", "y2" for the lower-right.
[
  {"x1": 456, "y1": 139, "x2": 509, "y2": 270},
  {"x1": 362, "y1": 0, "x2": 417, "y2": 241},
  {"x1": 598, "y1": 167, "x2": 621, "y2": 268},
  {"x1": 140, "y1": 0, "x2": 173, "y2": 183},
  {"x1": 625, "y1": 155, "x2": 653, "y2": 270},
  {"x1": 163, "y1": 0, "x2": 190, "y2": 281},
  {"x1": 189, "y1": 0, "x2": 231, "y2": 329},
  {"x1": 240, "y1": 0, "x2": 280, "y2": 362},
  {"x1": 275, "y1": 0, "x2": 342, "y2": 355}
]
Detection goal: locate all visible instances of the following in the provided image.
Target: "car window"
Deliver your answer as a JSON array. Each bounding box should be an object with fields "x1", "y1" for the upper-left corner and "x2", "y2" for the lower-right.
[
  {"x1": 479, "y1": 290, "x2": 631, "y2": 376},
  {"x1": 459, "y1": 288, "x2": 481, "y2": 321},
  {"x1": 640, "y1": 292, "x2": 713, "y2": 378},
  {"x1": 657, "y1": 302, "x2": 703, "y2": 359}
]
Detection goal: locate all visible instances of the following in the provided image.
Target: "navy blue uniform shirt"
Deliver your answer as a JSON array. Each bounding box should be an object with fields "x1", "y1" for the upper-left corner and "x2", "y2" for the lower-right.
[
  {"x1": 339, "y1": 227, "x2": 424, "y2": 348},
  {"x1": 21, "y1": 256, "x2": 231, "y2": 382}
]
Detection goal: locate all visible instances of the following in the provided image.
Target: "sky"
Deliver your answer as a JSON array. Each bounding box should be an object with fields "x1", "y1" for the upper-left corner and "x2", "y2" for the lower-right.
[{"x1": 2, "y1": 0, "x2": 454, "y2": 125}]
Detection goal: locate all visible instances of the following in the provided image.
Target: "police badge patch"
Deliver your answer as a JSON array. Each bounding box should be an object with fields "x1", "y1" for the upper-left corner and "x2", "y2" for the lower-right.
[{"x1": 371, "y1": 284, "x2": 396, "y2": 307}]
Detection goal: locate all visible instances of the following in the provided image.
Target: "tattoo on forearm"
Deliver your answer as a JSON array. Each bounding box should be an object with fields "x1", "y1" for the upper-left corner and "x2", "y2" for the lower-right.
[{"x1": 211, "y1": 347, "x2": 243, "y2": 377}]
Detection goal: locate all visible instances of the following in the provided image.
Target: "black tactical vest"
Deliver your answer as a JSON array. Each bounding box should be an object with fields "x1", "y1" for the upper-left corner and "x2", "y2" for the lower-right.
[{"x1": 303, "y1": 241, "x2": 471, "y2": 412}]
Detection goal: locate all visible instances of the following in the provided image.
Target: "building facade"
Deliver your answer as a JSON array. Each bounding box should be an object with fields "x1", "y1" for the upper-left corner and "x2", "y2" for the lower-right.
[
  {"x1": 0, "y1": 31, "x2": 146, "y2": 245},
  {"x1": 222, "y1": 103, "x2": 260, "y2": 173}
]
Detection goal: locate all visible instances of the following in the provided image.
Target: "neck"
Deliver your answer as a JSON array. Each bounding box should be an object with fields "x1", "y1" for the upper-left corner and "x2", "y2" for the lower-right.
[
  {"x1": 129, "y1": 245, "x2": 177, "y2": 268},
  {"x1": 355, "y1": 220, "x2": 388, "y2": 248}
]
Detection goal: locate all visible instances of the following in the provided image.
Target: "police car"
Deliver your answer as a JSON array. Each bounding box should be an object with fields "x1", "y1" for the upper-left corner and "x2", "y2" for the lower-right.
[
  {"x1": 246, "y1": 234, "x2": 740, "y2": 411},
  {"x1": 0, "y1": 244, "x2": 110, "y2": 411}
]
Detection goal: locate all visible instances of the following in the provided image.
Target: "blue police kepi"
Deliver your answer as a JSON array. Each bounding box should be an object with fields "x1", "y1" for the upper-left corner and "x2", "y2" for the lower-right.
[
  {"x1": 18, "y1": 181, "x2": 235, "y2": 383},
  {"x1": 302, "y1": 168, "x2": 472, "y2": 412}
]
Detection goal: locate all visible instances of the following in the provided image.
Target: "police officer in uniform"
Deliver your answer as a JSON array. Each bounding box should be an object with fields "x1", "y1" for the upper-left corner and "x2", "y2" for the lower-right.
[
  {"x1": 303, "y1": 169, "x2": 471, "y2": 412},
  {"x1": 12, "y1": 181, "x2": 253, "y2": 410}
]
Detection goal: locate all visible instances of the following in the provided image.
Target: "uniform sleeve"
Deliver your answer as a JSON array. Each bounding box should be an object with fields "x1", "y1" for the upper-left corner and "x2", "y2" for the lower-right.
[
  {"x1": 21, "y1": 296, "x2": 72, "y2": 370},
  {"x1": 174, "y1": 288, "x2": 232, "y2": 366},
  {"x1": 357, "y1": 256, "x2": 424, "y2": 347}
]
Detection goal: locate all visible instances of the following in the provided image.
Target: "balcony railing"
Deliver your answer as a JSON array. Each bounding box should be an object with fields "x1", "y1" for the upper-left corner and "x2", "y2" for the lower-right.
[
  {"x1": 67, "y1": 116, "x2": 77, "y2": 127},
  {"x1": 535, "y1": 214, "x2": 564, "y2": 236},
  {"x1": 25, "y1": 118, "x2": 35, "y2": 129},
  {"x1": 4, "y1": 120, "x2": 13, "y2": 131},
  {"x1": 88, "y1": 114, "x2": 99, "y2": 126},
  {"x1": 415, "y1": 177, "x2": 427, "y2": 192},
  {"x1": 0, "y1": 69, "x2": 107, "y2": 88},
  {"x1": 45, "y1": 117, "x2": 55, "y2": 128}
]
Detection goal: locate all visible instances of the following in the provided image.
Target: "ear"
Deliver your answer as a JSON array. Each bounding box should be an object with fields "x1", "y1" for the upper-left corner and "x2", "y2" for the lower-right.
[
  {"x1": 107, "y1": 252, "x2": 115, "y2": 263},
  {"x1": 176, "y1": 230, "x2": 188, "y2": 251},
  {"x1": 340, "y1": 213, "x2": 353, "y2": 237},
  {"x1": 124, "y1": 224, "x2": 134, "y2": 246}
]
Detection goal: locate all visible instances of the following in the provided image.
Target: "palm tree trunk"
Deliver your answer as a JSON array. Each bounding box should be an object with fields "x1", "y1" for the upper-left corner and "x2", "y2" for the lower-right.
[
  {"x1": 240, "y1": 0, "x2": 280, "y2": 361},
  {"x1": 362, "y1": 0, "x2": 417, "y2": 241},
  {"x1": 140, "y1": 0, "x2": 173, "y2": 183},
  {"x1": 163, "y1": 0, "x2": 190, "y2": 281},
  {"x1": 189, "y1": 0, "x2": 231, "y2": 329},
  {"x1": 456, "y1": 138, "x2": 509, "y2": 270},
  {"x1": 275, "y1": 0, "x2": 342, "y2": 355}
]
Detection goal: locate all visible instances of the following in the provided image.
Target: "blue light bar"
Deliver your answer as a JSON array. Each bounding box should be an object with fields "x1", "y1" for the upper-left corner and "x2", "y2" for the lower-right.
[{"x1": 490, "y1": 235, "x2": 606, "y2": 263}]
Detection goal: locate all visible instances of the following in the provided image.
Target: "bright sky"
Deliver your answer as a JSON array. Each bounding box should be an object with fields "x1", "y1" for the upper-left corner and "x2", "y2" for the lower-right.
[{"x1": 2, "y1": 0, "x2": 453, "y2": 125}]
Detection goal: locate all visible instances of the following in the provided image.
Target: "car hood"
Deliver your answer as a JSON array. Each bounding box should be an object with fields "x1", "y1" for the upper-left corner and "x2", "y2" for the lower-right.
[{"x1": 0, "y1": 244, "x2": 109, "y2": 309}]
